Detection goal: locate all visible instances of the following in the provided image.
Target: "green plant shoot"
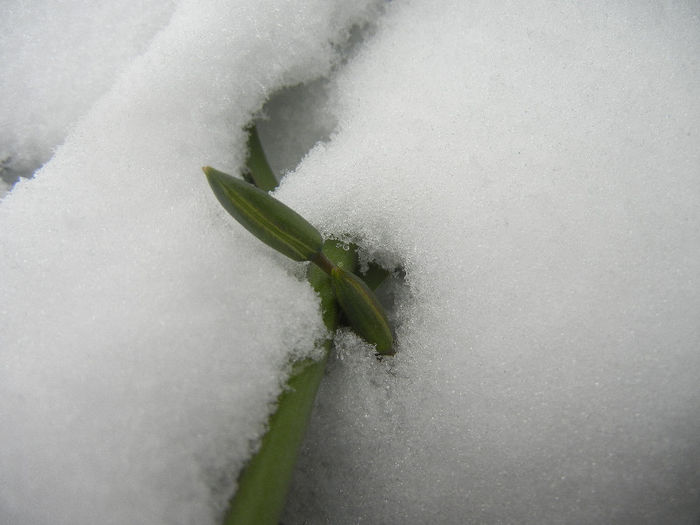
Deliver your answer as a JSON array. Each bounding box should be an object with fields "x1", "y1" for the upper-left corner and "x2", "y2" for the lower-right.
[
  {"x1": 204, "y1": 166, "x2": 322, "y2": 262},
  {"x1": 331, "y1": 266, "x2": 394, "y2": 355},
  {"x1": 204, "y1": 166, "x2": 393, "y2": 354},
  {"x1": 207, "y1": 127, "x2": 394, "y2": 525}
]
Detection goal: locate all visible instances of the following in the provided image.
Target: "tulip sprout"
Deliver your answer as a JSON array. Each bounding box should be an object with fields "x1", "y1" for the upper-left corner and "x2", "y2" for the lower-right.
[
  {"x1": 206, "y1": 125, "x2": 395, "y2": 525},
  {"x1": 203, "y1": 167, "x2": 394, "y2": 354}
]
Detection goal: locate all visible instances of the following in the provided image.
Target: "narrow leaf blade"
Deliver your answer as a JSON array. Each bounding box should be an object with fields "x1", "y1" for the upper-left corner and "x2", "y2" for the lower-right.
[
  {"x1": 331, "y1": 266, "x2": 394, "y2": 355},
  {"x1": 204, "y1": 166, "x2": 322, "y2": 261},
  {"x1": 223, "y1": 355, "x2": 328, "y2": 525},
  {"x1": 224, "y1": 243, "x2": 351, "y2": 525},
  {"x1": 244, "y1": 125, "x2": 278, "y2": 192}
]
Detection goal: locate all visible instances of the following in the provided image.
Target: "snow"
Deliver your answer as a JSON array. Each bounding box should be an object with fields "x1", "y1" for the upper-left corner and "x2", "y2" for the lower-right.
[
  {"x1": 276, "y1": 1, "x2": 700, "y2": 523},
  {"x1": 2, "y1": 0, "x2": 700, "y2": 524},
  {"x1": 0, "y1": 1, "x2": 381, "y2": 524},
  {"x1": 0, "y1": 0, "x2": 178, "y2": 187}
]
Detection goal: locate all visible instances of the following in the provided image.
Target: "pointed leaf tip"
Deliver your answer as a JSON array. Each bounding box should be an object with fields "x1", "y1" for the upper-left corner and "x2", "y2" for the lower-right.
[
  {"x1": 205, "y1": 166, "x2": 322, "y2": 262},
  {"x1": 331, "y1": 266, "x2": 394, "y2": 355}
]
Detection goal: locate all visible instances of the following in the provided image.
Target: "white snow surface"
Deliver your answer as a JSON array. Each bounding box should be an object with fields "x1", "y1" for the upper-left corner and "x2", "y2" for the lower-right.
[
  {"x1": 0, "y1": 1, "x2": 380, "y2": 524},
  {"x1": 0, "y1": 0, "x2": 178, "y2": 180},
  {"x1": 278, "y1": 1, "x2": 700, "y2": 523},
  {"x1": 2, "y1": 1, "x2": 700, "y2": 524}
]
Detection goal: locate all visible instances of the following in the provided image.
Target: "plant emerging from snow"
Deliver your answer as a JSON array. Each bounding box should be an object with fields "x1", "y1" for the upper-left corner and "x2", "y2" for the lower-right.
[{"x1": 204, "y1": 127, "x2": 394, "y2": 524}]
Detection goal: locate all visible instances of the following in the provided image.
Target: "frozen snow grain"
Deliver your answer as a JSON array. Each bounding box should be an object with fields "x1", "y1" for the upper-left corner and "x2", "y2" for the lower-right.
[
  {"x1": 2, "y1": 0, "x2": 699, "y2": 523},
  {"x1": 0, "y1": 1, "x2": 381, "y2": 524},
  {"x1": 0, "y1": 0, "x2": 178, "y2": 185},
  {"x1": 280, "y1": 1, "x2": 700, "y2": 523}
]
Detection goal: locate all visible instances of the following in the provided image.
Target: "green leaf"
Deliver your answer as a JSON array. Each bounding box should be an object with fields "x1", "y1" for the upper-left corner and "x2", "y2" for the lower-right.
[
  {"x1": 223, "y1": 355, "x2": 328, "y2": 525},
  {"x1": 204, "y1": 166, "x2": 323, "y2": 261},
  {"x1": 243, "y1": 125, "x2": 278, "y2": 192},
  {"x1": 331, "y1": 266, "x2": 394, "y2": 355},
  {"x1": 223, "y1": 241, "x2": 357, "y2": 525},
  {"x1": 307, "y1": 239, "x2": 358, "y2": 328},
  {"x1": 358, "y1": 260, "x2": 391, "y2": 291}
]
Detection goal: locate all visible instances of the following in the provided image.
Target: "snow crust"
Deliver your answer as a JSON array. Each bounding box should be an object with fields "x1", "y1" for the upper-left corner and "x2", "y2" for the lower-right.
[
  {"x1": 278, "y1": 1, "x2": 700, "y2": 523},
  {"x1": 0, "y1": 1, "x2": 380, "y2": 524},
  {"x1": 0, "y1": 0, "x2": 178, "y2": 184},
  {"x1": 1, "y1": 0, "x2": 699, "y2": 524}
]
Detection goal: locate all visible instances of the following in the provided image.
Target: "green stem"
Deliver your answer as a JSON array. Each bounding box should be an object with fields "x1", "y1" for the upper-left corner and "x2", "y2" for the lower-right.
[
  {"x1": 310, "y1": 251, "x2": 335, "y2": 276},
  {"x1": 223, "y1": 354, "x2": 329, "y2": 525},
  {"x1": 223, "y1": 240, "x2": 354, "y2": 525},
  {"x1": 220, "y1": 119, "x2": 390, "y2": 523}
]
